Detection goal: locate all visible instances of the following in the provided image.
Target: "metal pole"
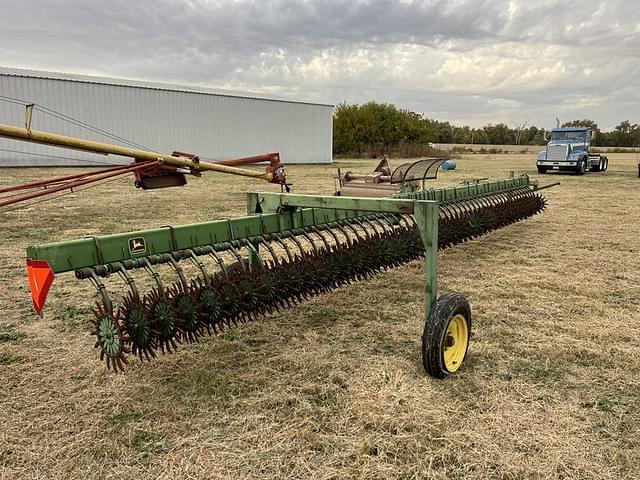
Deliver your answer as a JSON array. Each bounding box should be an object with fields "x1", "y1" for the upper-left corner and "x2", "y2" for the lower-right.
[
  {"x1": 0, "y1": 161, "x2": 160, "y2": 208},
  {"x1": 414, "y1": 201, "x2": 439, "y2": 319},
  {"x1": 0, "y1": 162, "x2": 154, "y2": 195}
]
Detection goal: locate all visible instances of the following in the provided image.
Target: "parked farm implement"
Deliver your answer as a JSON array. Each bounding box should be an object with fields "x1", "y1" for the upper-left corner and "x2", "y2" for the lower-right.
[
  {"x1": 0, "y1": 121, "x2": 288, "y2": 209},
  {"x1": 335, "y1": 156, "x2": 447, "y2": 197},
  {"x1": 24, "y1": 174, "x2": 552, "y2": 378},
  {"x1": 0, "y1": 113, "x2": 556, "y2": 378}
]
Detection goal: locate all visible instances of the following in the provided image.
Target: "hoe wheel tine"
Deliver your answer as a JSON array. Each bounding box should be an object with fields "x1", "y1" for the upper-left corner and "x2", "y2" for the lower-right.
[
  {"x1": 342, "y1": 221, "x2": 365, "y2": 243},
  {"x1": 333, "y1": 223, "x2": 353, "y2": 247},
  {"x1": 300, "y1": 229, "x2": 323, "y2": 253},
  {"x1": 245, "y1": 242, "x2": 264, "y2": 270},
  {"x1": 258, "y1": 235, "x2": 280, "y2": 265},
  {"x1": 225, "y1": 242, "x2": 249, "y2": 273},
  {"x1": 207, "y1": 249, "x2": 230, "y2": 279},
  {"x1": 168, "y1": 257, "x2": 190, "y2": 290},
  {"x1": 288, "y1": 234, "x2": 307, "y2": 258},
  {"x1": 142, "y1": 258, "x2": 166, "y2": 297},
  {"x1": 370, "y1": 216, "x2": 390, "y2": 234},
  {"x1": 273, "y1": 234, "x2": 295, "y2": 263},
  {"x1": 320, "y1": 225, "x2": 344, "y2": 249},
  {"x1": 189, "y1": 250, "x2": 212, "y2": 286},
  {"x1": 309, "y1": 226, "x2": 332, "y2": 250}
]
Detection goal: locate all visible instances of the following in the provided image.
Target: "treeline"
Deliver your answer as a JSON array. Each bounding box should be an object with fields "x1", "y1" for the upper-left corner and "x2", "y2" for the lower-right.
[{"x1": 333, "y1": 102, "x2": 640, "y2": 157}]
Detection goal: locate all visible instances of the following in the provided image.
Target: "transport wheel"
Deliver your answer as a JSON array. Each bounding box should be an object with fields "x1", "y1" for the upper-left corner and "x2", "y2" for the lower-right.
[
  {"x1": 576, "y1": 159, "x2": 586, "y2": 175},
  {"x1": 422, "y1": 293, "x2": 472, "y2": 378},
  {"x1": 537, "y1": 166, "x2": 547, "y2": 174},
  {"x1": 603, "y1": 157, "x2": 609, "y2": 171}
]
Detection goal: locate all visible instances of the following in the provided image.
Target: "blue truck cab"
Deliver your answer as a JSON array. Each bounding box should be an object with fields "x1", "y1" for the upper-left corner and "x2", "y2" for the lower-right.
[{"x1": 537, "y1": 127, "x2": 608, "y2": 175}]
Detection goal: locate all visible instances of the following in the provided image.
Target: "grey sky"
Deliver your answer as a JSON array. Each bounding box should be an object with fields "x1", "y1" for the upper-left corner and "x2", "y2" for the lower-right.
[{"x1": 0, "y1": 0, "x2": 638, "y2": 129}]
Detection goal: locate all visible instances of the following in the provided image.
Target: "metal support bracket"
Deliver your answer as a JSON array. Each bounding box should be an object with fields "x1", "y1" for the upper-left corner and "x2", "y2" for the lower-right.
[{"x1": 255, "y1": 192, "x2": 440, "y2": 319}]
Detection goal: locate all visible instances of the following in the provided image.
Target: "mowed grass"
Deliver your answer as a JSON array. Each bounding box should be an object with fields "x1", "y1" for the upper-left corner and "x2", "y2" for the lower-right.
[{"x1": 1, "y1": 153, "x2": 639, "y2": 479}]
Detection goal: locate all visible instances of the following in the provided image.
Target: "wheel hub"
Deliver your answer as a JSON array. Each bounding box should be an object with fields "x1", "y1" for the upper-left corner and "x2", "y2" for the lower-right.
[{"x1": 443, "y1": 314, "x2": 469, "y2": 372}]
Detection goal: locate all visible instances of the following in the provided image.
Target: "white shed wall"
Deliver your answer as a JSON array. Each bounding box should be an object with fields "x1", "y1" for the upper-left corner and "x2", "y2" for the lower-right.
[{"x1": 0, "y1": 72, "x2": 333, "y2": 166}]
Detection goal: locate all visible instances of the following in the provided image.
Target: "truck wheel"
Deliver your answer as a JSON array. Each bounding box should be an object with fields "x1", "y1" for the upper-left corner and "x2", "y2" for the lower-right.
[
  {"x1": 422, "y1": 293, "x2": 472, "y2": 378},
  {"x1": 603, "y1": 157, "x2": 608, "y2": 171},
  {"x1": 576, "y1": 159, "x2": 586, "y2": 175},
  {"x1": 537, "y1": 166, "x2": 547, "y2": 174}
]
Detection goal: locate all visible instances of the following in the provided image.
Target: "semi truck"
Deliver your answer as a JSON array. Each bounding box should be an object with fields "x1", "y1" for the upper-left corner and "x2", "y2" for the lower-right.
[{"x1": 536, "y1": 127, "x2": 608, "y2": 175}]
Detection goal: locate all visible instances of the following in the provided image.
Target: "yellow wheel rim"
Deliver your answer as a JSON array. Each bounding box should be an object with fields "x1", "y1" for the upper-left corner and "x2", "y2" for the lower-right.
[{"x1": 443, "y1": 313, "x2": 469, "y2": 372}]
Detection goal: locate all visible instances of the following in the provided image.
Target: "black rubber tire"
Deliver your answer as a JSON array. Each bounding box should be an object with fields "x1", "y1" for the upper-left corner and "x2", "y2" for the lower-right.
[
  {"x1": 422, "y1": 292, "x2": 472, "y2": 379},
  {"x1": 575, "y1": 159, "x2": 586, "y2": 175},
  {"x1": 603, "y1": 157, "x2": 608, "y2": 172},
  {"x1": 537, "y1": 166, "x2": 547, "y2": 174}
]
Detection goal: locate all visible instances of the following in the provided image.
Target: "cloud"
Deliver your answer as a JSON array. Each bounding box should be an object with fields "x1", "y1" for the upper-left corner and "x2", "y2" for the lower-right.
[{"x1": 0, "y1": 0, "x2": 638, "y2": 128}]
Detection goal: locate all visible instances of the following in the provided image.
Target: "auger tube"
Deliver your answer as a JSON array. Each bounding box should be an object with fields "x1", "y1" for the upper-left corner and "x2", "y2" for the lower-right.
[{"x1": 0, "y1": 123, "x2": 274, "y2": 182}]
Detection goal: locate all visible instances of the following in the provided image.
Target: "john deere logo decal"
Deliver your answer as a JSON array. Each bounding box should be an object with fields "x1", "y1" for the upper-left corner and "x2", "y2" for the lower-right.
[{"x1": 128, "y1": 237, "x2": 146, "y2": 255}]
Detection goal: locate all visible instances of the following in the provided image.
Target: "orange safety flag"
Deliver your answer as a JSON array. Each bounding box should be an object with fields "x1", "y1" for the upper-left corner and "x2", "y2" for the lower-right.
[{"x1": 26, "y1": 259, "x2": 54, "y2": 316}]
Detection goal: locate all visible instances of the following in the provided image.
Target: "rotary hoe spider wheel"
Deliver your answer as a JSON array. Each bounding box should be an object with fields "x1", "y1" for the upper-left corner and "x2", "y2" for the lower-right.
[
  {"x1": 91, "y1": 302, "x2": 129, "y2": 372},
  {"x1": 175, "y1": 282, "x2": 204, "y2": 342},
  {"x1": 196, "y1": 283, "x2": 223, "y2": 335},
  {"x1": 145, "y1": 288, "x2": 180, "y2": 354},
  {"x1": 119, "y1": 291, "x2": 157, "y2": 362}
]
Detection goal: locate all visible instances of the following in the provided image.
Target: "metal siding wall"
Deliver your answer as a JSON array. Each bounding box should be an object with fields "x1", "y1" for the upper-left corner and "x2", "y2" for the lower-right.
[{"x1": 0, "y1": 75, "x2": 333, "y2": 166}]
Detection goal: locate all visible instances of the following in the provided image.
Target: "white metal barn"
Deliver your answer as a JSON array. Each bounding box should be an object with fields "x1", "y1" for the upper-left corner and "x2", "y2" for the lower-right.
[{"x1": 0, "y1": 67, "x2": 333, "y2": 166}]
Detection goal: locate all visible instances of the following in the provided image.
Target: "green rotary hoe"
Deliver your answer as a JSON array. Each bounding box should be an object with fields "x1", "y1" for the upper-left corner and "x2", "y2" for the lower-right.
[
  {"x1": 25, "y1": 175, "x2": 553, "y2": 378},
  {"x1": 1, "y1": 104, "x2": 556, "y2": 378}
]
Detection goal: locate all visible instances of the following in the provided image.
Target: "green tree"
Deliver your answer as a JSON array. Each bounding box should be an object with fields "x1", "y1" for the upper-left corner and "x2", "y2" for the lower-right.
[
  {"x1": 333, "y1": 101, "x2": 639, "y2": 155},
  {"x1": 612, "y1": 120, "x2": 640, "y2": 147},
  {"x1": 483, "y1": 123, "x2": 515, "y2": 145},
  {"x1": 333, "y1": 101, "x2": 442, "y2": 156}
]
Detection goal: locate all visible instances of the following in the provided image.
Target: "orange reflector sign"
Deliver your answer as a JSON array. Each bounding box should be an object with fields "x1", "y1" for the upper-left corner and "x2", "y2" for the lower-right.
[{"x1": 26, "y1": 259, "x2": 54, "y2": 315}]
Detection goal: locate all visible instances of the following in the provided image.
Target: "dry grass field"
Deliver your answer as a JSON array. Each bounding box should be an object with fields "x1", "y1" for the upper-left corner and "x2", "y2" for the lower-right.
[{"x1": 1, "y1": 153, "x2": 639, "y2": 479}]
